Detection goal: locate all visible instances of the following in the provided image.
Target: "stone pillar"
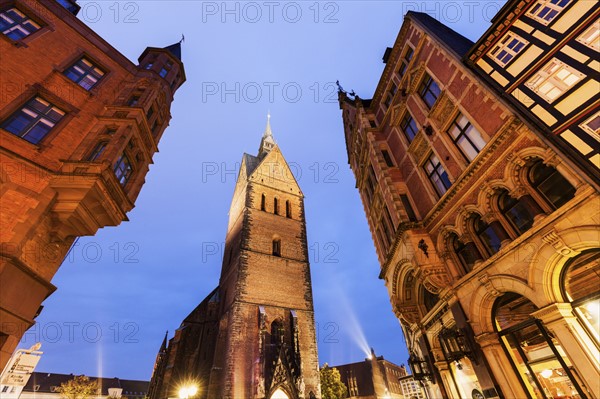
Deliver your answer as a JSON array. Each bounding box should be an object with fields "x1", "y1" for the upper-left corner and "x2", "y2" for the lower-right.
[
  {"x1": 434, "y1": 360, "x2": 459, "y2": 398},
  {"x1": 533, "y1": 303, "x2": 600, "y2": 398},
  {"x1": 475, "y1": 332, "x2": 529, "y2": 399}
]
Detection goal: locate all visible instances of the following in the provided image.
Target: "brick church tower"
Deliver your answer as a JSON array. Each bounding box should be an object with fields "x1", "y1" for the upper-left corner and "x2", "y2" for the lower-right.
[{"x1": 149, "y1": 117, "x2": 321, "y2": 399}]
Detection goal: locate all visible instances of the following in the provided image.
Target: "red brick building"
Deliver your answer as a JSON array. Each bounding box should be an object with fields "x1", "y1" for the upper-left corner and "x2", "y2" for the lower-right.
[
  {"x1": 148, "y1": 120, "x2": 321, "y2": 399},
  {"x1": 339, "y1": 8, "x2": 599, "y2": 399},
  {"x1": 0, "y1": 0, "x2": 185, "y2": 370}
]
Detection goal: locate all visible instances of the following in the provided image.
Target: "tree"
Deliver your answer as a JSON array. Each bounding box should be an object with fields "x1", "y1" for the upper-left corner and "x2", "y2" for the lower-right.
[
  {"x1": 320, "y1": 363, "x2": 347, "y2": 399},
  {"x1": 58, "y1": 375, "x2": 99, "y2": 399}
]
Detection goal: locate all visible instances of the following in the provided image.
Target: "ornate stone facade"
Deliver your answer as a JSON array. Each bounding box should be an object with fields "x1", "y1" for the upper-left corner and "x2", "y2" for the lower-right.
[{"x1": 339, "y1": 9, "x2": 599, "y2": 399}]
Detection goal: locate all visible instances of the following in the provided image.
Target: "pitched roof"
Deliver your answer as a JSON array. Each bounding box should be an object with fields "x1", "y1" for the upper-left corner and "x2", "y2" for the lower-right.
[
  {"x1": 164, "y1": 42, "x2": 182, "y2": 61},
  {"x1": 407, "y1": 11, "x2": 475, "y2": 57},
  {"x1": 23, "y1": 372, "x2": 149, "y2": 397}
]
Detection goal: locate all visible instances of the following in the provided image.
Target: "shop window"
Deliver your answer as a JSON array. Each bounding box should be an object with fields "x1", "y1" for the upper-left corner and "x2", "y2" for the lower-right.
[
  {"x1": 494, "y1": 293, "x2": 586, "y2": 398},
  {"x1": 528, "y1": 160, "x2": 575, "y2": 209},
  {"x1": 562, "y1": 250, "x2": 600, "y2": 348}
]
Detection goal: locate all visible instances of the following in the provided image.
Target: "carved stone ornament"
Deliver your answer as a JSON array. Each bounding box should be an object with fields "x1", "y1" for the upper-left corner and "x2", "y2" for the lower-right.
[
  {"x1": 478, "y1": 274, "x2": 501, "y2": 297},
  {"x1": 429, "y1": 91, "x2": 456, "y2": 129},
  {"x1": 408, "y1": 131, "x2": 430, "y2": 164}
]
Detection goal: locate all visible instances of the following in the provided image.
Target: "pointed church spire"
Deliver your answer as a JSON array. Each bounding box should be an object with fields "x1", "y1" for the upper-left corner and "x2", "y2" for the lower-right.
[
  {"x1": 159, "y1": 331, "x2": 168, "y2": 353},
  {"x1": 258, "y1": 112, "x2": 276, "y2": 158}
]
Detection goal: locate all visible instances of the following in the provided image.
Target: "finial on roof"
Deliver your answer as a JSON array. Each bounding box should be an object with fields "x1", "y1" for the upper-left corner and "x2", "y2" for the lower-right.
[{"x1": 258, "y1": 112, "x2": 276, "y2": 158}]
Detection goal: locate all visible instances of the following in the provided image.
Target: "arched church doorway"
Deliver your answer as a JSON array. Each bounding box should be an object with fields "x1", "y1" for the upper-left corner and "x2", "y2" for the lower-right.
[{"x1": 270, "y1": 388, "x2": 289, "y2": 399}]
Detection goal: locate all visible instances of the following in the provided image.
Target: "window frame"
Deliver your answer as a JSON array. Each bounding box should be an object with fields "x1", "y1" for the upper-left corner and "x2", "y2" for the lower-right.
[
  {"x1": 63, "y1": 57, "x2": 106, "y2": 91},
  {"x1": 418, "y1": 74, "x2": 441, "y2": 109},
  {"x1": 400, "y1": 112, "x2": 419, "y2": 143},
  {"x1": 576, "y1": 19, "x2": 600, "y2": 52},
  {"x1": 490, "y1": 32, "x2": 529, "y2": 67},
  {"x1": 447, "y1": 112, "x2": 488, "y2": 162},
  {"x1": 525, "y1": 58, "x2": 584, "y2": 103},
  {"x1": 87, "y1": 141, "x2": 108, "y2": 161},
  {"x1": 526, "y1": 0, "x2": 571, "y2": 25},
  {"x1": 0, "y1": 96, "x2": 66, "y2": 145},
  {"x1": 397, "y1": 46, "x2": 414, "y2": 78},
  {"x1": 423, "y1": 153, "x2": 452, "y2": 197},
  {"x1": 0, "y1": 7, "x2": 41, "y2": 41},
  {"x1": 114, "y1": 152, "x2": 133, "y2": 186}
]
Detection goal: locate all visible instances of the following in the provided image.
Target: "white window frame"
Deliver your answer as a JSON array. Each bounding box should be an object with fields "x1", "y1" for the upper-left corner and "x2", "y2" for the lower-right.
[
  {"x1": 576, "y1": 19, "x2": 600, "y2": 52},
  {"x1": 525, "y1": 58, "x2": 584, "y2": 103},
  {"x1": 579, "y1": 110, "x2": 600, "y2": 141},
  {"x1": 490, "y1": 32, "x2": 529, "y2": 67},
  {"x1": 526, "y1": 0, "x2": 571, "y2": 25}
]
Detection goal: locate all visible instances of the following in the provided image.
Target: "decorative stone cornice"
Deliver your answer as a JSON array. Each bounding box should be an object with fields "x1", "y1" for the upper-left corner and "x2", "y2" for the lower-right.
[
  {"x1": 541, "y1": 230, "x2": 580, "y2": 257},
  {"x1": 532, "y1": 303, "x2": 575, "y2": 324},
  {"x1": 478, "y1": 274, "x2": 501, "y2": 298},
  {"x1": 408, "y1": 131, "x2": 431, "y2": 165},
  {"x1": 429, "y1": 90, "x2": 456, "y2": 130}
]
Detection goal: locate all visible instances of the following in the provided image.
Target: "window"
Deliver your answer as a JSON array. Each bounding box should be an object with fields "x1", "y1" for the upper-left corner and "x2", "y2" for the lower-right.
[
  {"x1": 0, "y1": 8, "x2": 40, "y2": 40},
  {"x1": 159, "y1": 60, "x2": 172, "y2": 78},
  {"x1": 472, "y1": 214, "x2": 503, "y2": 256},
  {"x1": 87, "y1": 142, "x2": 107, "y2": 161},
  {"x1": 423, "y1": 153, "x2": 451, "y2": 196},
  {"x1": 114, "y1": 153, "x2": 133, "y2": 186},
  {"x1": 384, "y1": 83, "x2": 397, "y2": 108},
  {"x1": 105, "y1": 127, "x2": 117, "y2": 135},
  {"x1": 497, "y1": 190, "x2": 536, "y2": 234},
  {"x1": 400, "y1": 113, "x2": 418, "y2": 142},
  {"x1": 383, "y1": 206, "x2": 396, "y2": 237},
  {"x1": 369, "y1": 119, "x2": 377, "y2": 128},
  {"x1": 382, "y1": 149, "x2": 394, "y2": 167},
  {"x1": 145, "y1": 62, "x2": 153, "y2": 70},
  {"x1": 526, "y1": 0, "x2": 571, "y2": 25},
  {"x1": 400, "y1": 194, "x2": 418, "y2": 222},
  {"x1": 418, "y1": 74, "x2": 441, "y2": 109},
  {"x1": 364, "y1": 165, "x2": 378, "y2": 202},
  {"x1": 273, "y1": 197, "x2": 279, "y2": 215},
  {"x1": 580, "y1": 110, "x2": 600, "y2": 138},
  {"x1": 398, "y1": 47, "x2": 414, "y2": 77},
  {"x1": 128, "y1": 95, "x2": 140, "y2": 106},
  {"x1": 576, "y1": 19, "x2": 600, "y2": 51},
  {"x1": 490, "y1": 32, "x2": 528, "y2": 66},
  {"x1": 272, "y1": 239, "x2": 281, "y2": 257},
  {"x1": 261, "y1": 194, "x2": 266, "y2": 211},
  {"x1": 64, "y1": 57, "x2": 105, "y2": 90},
  {"x1": 562, "y1": 250, "x2": 600, "y2": 348},
  {"x1": 146, "y1": 106, "x2": 154, "y2": 120},
  {"x1": 528, "y1": 160, "x2": 575, "y2": 209},
  {"x1": 1, "y1": 97, "x2": 65, "y2": 144},
  {"x1": 449, "y1": 233, "x2": 481, "y2": 275},
  {"x1": 285, "y1": 200, "x2": 291, "y2": 218},
  {"x1": 525, "y1": 58, "x2": 583, "y2": 103},
  {"x1": 447, "y1": 113, "x2": 487, "y2": 162}
]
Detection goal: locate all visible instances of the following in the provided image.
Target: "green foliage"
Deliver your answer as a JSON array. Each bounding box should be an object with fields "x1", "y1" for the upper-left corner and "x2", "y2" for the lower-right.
[
  {"x1": 57, "y1": 376, "x2": 99, "y2": 399},
  {"x1": 320, "y1": 363, "x2": 347, "y2": 399}
]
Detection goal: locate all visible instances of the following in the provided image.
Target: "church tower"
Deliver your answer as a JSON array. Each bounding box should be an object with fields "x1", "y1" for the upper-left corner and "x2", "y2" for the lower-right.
[{"x1": 148, "y1": 117, "x2": 321, "y2": 399}]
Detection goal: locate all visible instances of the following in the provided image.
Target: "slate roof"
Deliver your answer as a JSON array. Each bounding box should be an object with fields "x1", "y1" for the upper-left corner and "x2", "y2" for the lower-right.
[
  {"x1": 407, "y1": 11, "x2": 475, "y2": 57},
  {"x1": 23, "y1": 372, "x2": 149, "y2": 397}
]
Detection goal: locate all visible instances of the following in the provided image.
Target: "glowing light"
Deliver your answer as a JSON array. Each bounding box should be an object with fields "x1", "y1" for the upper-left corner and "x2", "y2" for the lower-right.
[
  {"x1": 540, "y1": 369, "x2": 553, "y2": 379},
  {"x1": 179, "y1": 385, "x2": 198, "y2": 399},
  {"x1": 333, "y1": 285, "x2": 371, "y2": 358}
]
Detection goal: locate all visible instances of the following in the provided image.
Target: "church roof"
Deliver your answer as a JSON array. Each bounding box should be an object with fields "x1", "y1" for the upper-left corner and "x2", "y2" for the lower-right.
[{"x1": 243, "y1": 153, "x2": 261, "y2": 177}]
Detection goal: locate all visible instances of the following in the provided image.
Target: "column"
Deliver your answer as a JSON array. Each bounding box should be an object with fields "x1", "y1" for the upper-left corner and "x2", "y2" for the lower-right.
[
  {"x1": 475, "y1": 332, "x2": 529, "y2": 399},
  {"x1": 533, "y1": 303, "x2": 600, "y2": 398},
  {"x1": 434, "y1": 360, "x2": 460, "y2": 399}
]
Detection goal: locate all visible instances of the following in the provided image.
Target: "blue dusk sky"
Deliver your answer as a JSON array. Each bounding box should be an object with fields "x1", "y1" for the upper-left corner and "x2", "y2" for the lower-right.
[{"x1": 24, "y1": 0, "x2": 506, "y2": 379}]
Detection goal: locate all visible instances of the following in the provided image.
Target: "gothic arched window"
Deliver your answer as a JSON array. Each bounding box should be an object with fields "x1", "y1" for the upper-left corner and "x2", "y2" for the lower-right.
[
  {"x1": 471, "y1": 214, "x2": 504, "y2": 256},
  {"x1": 528, "y1": 160, "x2": 575, "y2": 209},
  {"x1": 271, "y1": 320, "x2": 284, "y2": 345},
  {"x1": 272, "y1": 239, "x2": 281, "y2": 257}
]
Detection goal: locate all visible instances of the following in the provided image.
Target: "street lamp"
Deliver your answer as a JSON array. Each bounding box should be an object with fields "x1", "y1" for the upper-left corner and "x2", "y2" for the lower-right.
[
  {"x1": 178, "y1": 385, "x2": 198, "y2": 399},
  {"x1": 408, "y1": 353, "x2": 432, "y2": 381}
]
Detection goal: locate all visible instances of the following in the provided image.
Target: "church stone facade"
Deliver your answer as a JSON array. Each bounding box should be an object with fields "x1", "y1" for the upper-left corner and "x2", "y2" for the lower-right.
[{"x1": 148, "y1": 120, "x2": 321, "y2": 399}]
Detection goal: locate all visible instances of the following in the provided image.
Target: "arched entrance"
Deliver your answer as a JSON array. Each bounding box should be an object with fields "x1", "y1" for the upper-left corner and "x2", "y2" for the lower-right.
[
  {"x1": 270, "y1": 388, "x2": 289, "y2": 399},
  {"x1": 493, "y1": 293, "x2": 587, "y2": 398}
]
